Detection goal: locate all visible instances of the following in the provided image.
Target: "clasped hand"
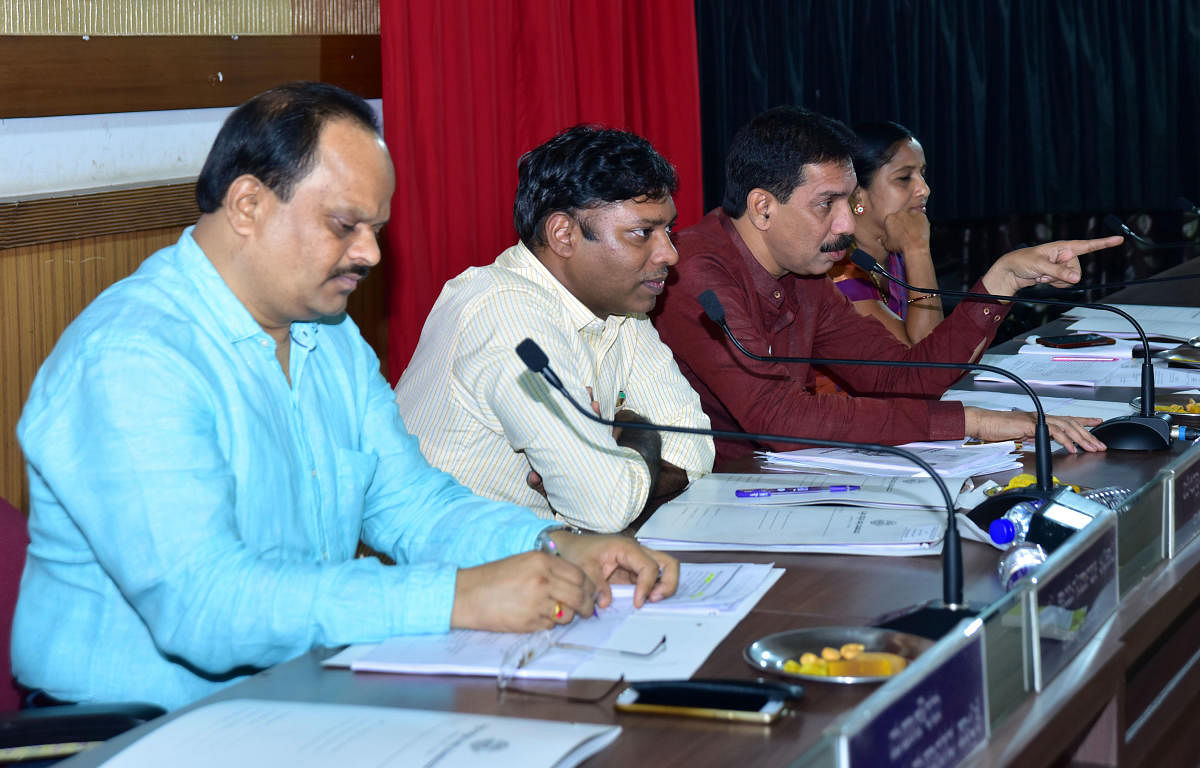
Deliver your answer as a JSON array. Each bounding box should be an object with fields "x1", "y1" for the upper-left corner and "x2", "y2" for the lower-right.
[{"x1": 879, "y1": 209, "x2": 931, "y2": 255}]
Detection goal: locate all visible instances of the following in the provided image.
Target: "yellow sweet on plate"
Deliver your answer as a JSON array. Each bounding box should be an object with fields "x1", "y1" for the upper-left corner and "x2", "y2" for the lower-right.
[
  {"x1": 1155, "y1": 397, "x2": 1200, "y2": 414},
  {"x1": 992, "y1": 473, "x2": 1079, "y2": 494},
  {"x1": 783, "y1": 649, "x2": 907, "y2": 678}
]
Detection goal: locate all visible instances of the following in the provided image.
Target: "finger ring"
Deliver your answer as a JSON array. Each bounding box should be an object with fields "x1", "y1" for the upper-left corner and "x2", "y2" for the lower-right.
[{"x1": 554, "y1": 602, "x2": 564, "y2": 619}]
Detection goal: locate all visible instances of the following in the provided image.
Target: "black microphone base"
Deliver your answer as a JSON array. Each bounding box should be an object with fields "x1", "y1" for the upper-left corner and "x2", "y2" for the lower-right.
[
  {"x1": 874, "y1": 600, "x2": 986, "y2": 640},
  {"x1": 1090, "y1": 415, "x2": 1171, "y2": 451},
  {"x1": 967, "y1": 486, "x2": 1058, "y2": 533}
]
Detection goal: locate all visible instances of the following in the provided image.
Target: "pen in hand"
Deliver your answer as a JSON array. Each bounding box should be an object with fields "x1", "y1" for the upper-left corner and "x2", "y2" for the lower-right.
[{"x1": 735, "y1": 485, "x2": 861, "y2": 498}]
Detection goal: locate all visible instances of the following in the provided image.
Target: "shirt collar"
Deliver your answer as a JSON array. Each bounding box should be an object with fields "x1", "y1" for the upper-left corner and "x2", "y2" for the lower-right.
[
  {"x1": 499, "y1": 241, "x2": 626, "y2": 333},
  {"x1": 716, "y1": 210, "x2": 791, "y2": 305},
  {"x1": 172, "y1": 226, "x2": 319, "y2": 347}
]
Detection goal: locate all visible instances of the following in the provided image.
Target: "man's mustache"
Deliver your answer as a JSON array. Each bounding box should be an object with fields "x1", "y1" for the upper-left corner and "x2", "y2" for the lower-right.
[
  {"x1": 332, "y1": 264, "x2": 371, "y2": 279},
  {"x1": 820, "y1": 234, "x2": 854, "y2": 253}
]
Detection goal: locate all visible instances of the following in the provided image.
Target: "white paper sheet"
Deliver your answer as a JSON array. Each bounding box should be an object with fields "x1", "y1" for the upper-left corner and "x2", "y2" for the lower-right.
[
  {"x1": 325, "y1": 564, "x2": 783, "y2": 684},
  {"x1": 667, "y1": 472, "x2": 964, "y2": 510},
  {"x1": 99, "y1": 699, "x2": 620, "y2": 768},
  {"x1": 1062, "y1": 304, "x2": 1200, "y2": 341},
  {"x1": 760, "y1": 441, "x2": 1020, "y2": 478},
  {"x1": 636, "y1": 502, "x2": 946, "y2": 556},
  {"x1": 1019, "y1": 335, "x2": 1139, "y2": 359},
  {"x1": 973, "y1": 354, "x2": 1200, "y2": 388}
]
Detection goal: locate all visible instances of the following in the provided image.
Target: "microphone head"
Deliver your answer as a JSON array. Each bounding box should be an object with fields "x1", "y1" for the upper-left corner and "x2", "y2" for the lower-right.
[
  {"x1": 1103, "y1": 214, "x2": 1130, "y2": 236},
  {"x1": 515, "y1": 338, "x2": 549, "y2": 372},
  {"x1": 849, "y1": 250, "x2": 879, "y2": 274},
  {"x1": 697, "y1": 290, "x2": 726, "y2": 325}
]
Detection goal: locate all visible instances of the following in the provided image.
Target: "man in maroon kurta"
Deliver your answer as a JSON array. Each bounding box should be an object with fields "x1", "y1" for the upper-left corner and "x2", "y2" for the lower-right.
[{"x1": 653, "y1": 107, "x2": 1119, "y2": 464}]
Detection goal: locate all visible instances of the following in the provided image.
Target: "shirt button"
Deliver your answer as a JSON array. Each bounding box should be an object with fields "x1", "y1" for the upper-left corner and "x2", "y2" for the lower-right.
[
  {"x1": 772, "y1": 290, "x2": 782, "y2": 300},
  {"x1": 311, "y1": 469, "x2": 317, "y2": 477},
  {"x1": 983, "y1": 308, "x2": 990, "y2": 315},
  {"x1": 260, "y1": 339, "x2": 270, "y2": 347}
]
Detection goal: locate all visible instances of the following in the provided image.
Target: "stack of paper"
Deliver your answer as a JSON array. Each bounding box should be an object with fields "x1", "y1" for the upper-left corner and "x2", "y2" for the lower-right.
[
  {"x1": 668, "y1": 472, "x2": 962, "y2": 510},
  {"x1": 97, "y1": 699, "x2": 621, "y2": 768},
  {"x1": 941, "y1": 390, "x2": 1138, "y2": 438},
  {"x1": 611, "y1": 561, "x2": 778, "y2": 614},
  {"x1": 942, "y1": 390, "x2": 1076, "y2": 412},
  {"x1": 972, "y1": 353, "x2": 1200, "y2": 388},
  {"x1": 324, "y1": 563, "x2": 782, "y2": 682},
  {"x1": 759, "y1": 440, "x2": 1021, "y2": 478},
  {"x1": 1063, "y1": 304, "x2": 1200, "y2": 342},
  {"x1": 635, "y1": 502, "x2": 946, "y2": 556}
]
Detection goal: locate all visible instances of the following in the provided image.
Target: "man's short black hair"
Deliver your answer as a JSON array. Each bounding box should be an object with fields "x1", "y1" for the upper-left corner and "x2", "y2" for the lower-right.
[
  {"x1": 514, "y1": 125, "x2": 678, "y2": 249},
  {"x1": 195, "y1": 81, "x2": 380, "y2": 213},
  {"x1": 721, "y1": 107, "x2": 857, "y2": 217}
]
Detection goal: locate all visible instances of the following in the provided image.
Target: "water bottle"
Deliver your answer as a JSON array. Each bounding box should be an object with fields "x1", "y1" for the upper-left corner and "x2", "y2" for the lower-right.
[
  {"x1": 997, "y1": 541, "x2": 1047, "y2": 591},
  {"x1": 988, "y1": 500, "x2": 1041, "y2": 546}
]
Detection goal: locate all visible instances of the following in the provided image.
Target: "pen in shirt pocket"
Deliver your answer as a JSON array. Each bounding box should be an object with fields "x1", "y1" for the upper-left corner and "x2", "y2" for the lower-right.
[{"x1": 615, "y1": 389, "x2": 626, "y2": 409}]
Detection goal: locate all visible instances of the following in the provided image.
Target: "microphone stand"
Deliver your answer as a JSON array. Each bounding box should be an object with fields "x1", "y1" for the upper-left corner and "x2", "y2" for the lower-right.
[
  {"x1": 1104, "y1": 213, "x2": 1194, "y2": 251},
  {"x1": 694, "y1": 290, "x2": 1054, "y2": 524},
  {"x1": 851, "y1": 252, "x2": 1172, "y2": 451},
  {"x1": 515, "y1": 338, "x2": 979, "y2": 639}
]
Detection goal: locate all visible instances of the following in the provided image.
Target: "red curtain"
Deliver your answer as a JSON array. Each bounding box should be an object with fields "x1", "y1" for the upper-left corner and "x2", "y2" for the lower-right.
[{"x1": 379, "y1": 0, "x2": 703, "y2": 380}]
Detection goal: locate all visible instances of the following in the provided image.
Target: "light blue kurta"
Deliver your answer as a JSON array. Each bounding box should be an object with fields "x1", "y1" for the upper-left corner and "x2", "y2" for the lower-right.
[{"x1": 14, "y1": 228, "x2": 551, "y2": 709}]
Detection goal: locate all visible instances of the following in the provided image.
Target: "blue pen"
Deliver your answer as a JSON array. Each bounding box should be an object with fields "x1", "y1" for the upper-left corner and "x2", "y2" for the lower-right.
[{"x1": 734, "y1": 485, "x2": 861, "y2": 498}]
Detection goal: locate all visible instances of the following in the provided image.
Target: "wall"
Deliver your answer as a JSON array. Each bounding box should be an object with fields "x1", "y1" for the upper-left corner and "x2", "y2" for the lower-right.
[{"x1": 0, "y1": 1, "x2": 382, "y2": 511}]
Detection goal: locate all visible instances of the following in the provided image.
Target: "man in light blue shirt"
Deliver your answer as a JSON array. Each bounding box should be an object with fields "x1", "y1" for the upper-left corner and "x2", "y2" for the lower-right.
[{"x1": 13, "y1": 82, "x2": 677, "y2": 710}]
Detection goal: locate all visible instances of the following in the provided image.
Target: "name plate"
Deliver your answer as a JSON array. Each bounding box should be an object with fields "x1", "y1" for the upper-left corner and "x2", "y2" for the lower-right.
[
  {"x1": 1116, "y1": 477, "x2": 1165, "y2": 595},
  {"x1": 1165, "y1": 446, "x2": 1200, "y2": 555},
  {"x1": 845, "y1": 629, "x2": 987, "y2": 767},
  {"x1": 978, "y1": 589, "x2": 1030, "y2": 729},
  {"x1": 1029, "y1": 515, "x2": 1119, "y2": 691}
]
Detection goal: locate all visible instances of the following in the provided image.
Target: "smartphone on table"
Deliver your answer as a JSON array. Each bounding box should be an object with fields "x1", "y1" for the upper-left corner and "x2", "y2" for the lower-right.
[
  {"x1": 614, "y1": 680, "x2": 790, "y2": 724},
  {"x1": 1035, "y1": 333, "x2": 1116, "y2": 349}
]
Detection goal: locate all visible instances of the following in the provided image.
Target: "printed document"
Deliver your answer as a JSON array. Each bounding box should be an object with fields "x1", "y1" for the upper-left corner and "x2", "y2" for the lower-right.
[
  {"x1": 99, "y1": 698, "x2": 620, "y2": 768},
  {"x1": 1062, "y1": 304, "x2": 1200, "y2": 341},
  {"x1": 324, "y1": 563, "x2": 781, "y2": 682},
  {"x1": 636, "y1": 502, "x2": 946, "y2": 556},
  {"x1": 973, "y1": 354, "x2": 1200, "y2": 388},
  {"x1": 669, "y1": 472, "x2": 962, "y2": 510},
  {"x1": 761, "y1": 441, "x2": 1020, "y2": 478}
]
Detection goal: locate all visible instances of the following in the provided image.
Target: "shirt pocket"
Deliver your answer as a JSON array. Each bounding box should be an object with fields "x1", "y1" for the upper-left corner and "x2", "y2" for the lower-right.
[{"x1": 333, "y1": 447, "x2": 379, "y2": 554}]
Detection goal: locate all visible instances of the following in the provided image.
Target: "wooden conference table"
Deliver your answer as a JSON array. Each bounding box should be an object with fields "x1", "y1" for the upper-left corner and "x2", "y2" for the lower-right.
[{"x1": 60, "y1": 258, "x2": 1200, "y2": 768}]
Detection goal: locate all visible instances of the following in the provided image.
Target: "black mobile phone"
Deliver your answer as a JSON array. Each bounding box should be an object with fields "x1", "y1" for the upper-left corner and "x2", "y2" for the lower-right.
[
  {"x1": 614, "y1": 682, "x2": 789, "y2": 723},
  {"x1": 1035, "y1": 333, "x2": 1116, "y2": 349}
]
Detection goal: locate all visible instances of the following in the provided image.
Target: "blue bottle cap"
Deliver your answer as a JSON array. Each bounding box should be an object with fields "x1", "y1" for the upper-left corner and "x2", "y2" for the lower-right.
[{"x1": 989, "y1": 518, "x2": 1016, "y2": 545}]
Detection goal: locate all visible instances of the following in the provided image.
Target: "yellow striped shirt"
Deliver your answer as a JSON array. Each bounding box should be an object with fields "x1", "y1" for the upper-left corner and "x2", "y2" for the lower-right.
[{"x1": 395, "y1": 242, "x2": 713, "y2": 532}]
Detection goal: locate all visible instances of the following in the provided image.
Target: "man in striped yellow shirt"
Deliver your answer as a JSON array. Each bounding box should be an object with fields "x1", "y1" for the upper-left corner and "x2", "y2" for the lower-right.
[{"x1": 396, "y1": 126, "x2": 714, "y2": 533}]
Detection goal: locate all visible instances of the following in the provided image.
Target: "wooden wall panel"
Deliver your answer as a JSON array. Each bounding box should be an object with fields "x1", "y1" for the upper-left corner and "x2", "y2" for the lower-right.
[
  {"x1": 1, "y1": 227, "x2": 390, "y2": 513},
  {"x1": 0, "y1": 35, "x2": 381, "y2": 118},
  {"x1": 0, "y1": 229, "x2": 181, "y2": 511}
]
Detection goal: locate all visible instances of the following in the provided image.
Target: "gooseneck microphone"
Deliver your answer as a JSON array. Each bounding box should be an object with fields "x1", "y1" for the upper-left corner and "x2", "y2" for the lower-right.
[
  {"x1": 695, "y1": 289, "x2": 1057, "y2": 525},
  {"x1": 850, "y1": 251, "x2": 1171, "y2": 451},
  {"x1": 1104, "y1": 214, "x2": 1194, "y2": 250},
  {"x1": 516, "y1": 338, "x2": 976, "y2": 639}
]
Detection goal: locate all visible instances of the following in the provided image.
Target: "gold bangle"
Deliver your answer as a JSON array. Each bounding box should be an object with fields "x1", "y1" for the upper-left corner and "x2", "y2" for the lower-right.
[{"x1": 906, "y1": 294, "x2": 935, "y2": 305}]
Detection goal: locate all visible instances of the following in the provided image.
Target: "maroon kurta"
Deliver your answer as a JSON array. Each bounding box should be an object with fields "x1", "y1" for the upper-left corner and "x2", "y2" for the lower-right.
[{"x1": 653, "y1": 209, "x2": 1011, "y2": 464}]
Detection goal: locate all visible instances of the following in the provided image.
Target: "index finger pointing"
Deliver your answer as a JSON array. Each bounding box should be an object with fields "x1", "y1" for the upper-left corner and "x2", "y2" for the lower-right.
[{"x1": 1063, "y1": 235, "x2": 1124, "y2": 256}]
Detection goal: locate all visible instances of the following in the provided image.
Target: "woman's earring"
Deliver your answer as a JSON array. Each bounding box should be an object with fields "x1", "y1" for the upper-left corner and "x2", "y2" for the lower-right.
[{"x1": 853, "y1": 203, "x2": 865, "y2": 215}]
